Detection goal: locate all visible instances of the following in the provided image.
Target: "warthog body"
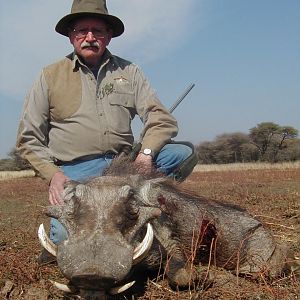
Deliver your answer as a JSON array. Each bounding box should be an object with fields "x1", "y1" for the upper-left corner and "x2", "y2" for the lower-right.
[{"x1": 44, "y1": 159, "x2": 296, "y2": 297}]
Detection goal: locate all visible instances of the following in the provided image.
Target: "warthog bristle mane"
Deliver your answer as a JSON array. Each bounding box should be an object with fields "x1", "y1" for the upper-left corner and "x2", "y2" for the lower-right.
[{"x1": 104, "y1": 156, "x2": 165, "y2": 179}]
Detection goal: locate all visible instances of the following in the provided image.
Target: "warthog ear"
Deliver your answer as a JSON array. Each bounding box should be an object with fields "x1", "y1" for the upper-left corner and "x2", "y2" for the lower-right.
[
  {"x1": 137, "y1": 177, "x2": 167, "y2": 206},
  {"x1": 122, "y1": 185, "x2": 139, "y2": 218}
]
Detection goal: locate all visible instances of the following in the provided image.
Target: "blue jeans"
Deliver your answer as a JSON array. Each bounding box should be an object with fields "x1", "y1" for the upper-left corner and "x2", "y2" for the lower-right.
[{"x1": 50, "y1": 143, "x2": 192, "y2": 244}]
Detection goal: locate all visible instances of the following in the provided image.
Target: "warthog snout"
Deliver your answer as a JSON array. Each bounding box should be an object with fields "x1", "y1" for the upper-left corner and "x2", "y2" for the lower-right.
[{"x1": 59, "y1": 234, "x2": 134, "y2": 289}]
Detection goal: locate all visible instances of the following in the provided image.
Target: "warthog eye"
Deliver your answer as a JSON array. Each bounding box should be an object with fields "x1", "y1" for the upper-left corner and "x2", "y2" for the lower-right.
[
  {"x1": 112, "y1": 198, "x2": 139, "y2": 235},
  {"x1": 126, "y1": 199, "x2": 139, "y2": 218}
]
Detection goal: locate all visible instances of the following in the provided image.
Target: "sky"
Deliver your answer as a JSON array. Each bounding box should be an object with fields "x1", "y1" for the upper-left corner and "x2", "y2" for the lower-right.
[{"x1": 0, "y1": 0, "x2": 299, "y2": 158}]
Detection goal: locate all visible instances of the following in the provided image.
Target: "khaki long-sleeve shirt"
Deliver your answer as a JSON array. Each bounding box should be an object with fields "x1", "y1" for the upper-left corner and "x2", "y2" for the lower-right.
[{"x1": 16, "y1": 50, "x2": 178, "y2": 181}]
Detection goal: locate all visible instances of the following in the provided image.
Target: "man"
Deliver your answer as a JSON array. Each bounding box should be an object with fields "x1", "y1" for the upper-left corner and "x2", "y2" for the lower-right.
[{"x1": 16, "y1": 0, "x2": 195, "y2": 249}]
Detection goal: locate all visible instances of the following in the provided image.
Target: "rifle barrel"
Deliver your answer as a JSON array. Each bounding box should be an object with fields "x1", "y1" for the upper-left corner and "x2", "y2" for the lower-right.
[{"x1": 169, "y1": 83, "x2": 195, "y2": 113}]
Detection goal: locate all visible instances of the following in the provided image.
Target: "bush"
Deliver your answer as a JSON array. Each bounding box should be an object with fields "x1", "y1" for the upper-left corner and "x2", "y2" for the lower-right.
[{"x1": 0, "y1": 148, "x2": 32, "y2": 171}]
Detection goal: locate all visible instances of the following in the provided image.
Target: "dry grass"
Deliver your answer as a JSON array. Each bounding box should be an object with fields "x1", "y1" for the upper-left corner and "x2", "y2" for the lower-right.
[
  {"x1": 0, "y1": 170, "x2": 35, "y2": 180},
  {"x1": 194, "y1": 161, "x2": 300, "y2": 172},
  {"x1": 1, "y1": 161, "x2": 299, "y2": 181}
]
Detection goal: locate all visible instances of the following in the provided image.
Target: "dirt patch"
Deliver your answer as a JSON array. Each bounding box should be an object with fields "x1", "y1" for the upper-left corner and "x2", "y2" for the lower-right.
[{"x1": 0, "y1": 169, "x2": 299, "y2": 299}]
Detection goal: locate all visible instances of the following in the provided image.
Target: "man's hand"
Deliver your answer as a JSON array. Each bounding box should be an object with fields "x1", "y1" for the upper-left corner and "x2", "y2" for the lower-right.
[
  {"x1": 134, "y1": 153, "x2": 153, "y2": 175},
  {"x1": 49, "y1": 171, "x2": 70, "y2": 205}
]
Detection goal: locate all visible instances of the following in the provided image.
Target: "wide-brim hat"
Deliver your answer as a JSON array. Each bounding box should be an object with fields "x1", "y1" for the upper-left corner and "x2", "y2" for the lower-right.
[{"x1": 55, "y1": 0, "x2": 124, "y2": 38}]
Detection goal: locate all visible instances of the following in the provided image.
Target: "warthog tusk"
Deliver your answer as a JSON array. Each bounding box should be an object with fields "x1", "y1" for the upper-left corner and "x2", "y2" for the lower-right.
[
  {"x1": 110, "y1": 281, "x2": 135, "y2": 295},
  {"x1": 38, "y1": 224, "x2": 58, "y2": 257},
  {"x1": 51, "y1": 279, "x2": 134, "y2": 295},
  {"x1": 50, "y1": 280, "x2": 74, "y2": 293},
  {"x1": 133, "y1": 223, "x2": 154, "y2": 264}
]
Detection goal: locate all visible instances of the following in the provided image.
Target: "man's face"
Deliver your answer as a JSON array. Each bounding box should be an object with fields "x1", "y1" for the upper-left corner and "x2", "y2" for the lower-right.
[{"x1": 69, "y1": 17, "x2": 113, "y2": 66}]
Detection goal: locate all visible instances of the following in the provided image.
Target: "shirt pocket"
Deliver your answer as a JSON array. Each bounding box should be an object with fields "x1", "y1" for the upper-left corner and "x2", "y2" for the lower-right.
[{"x1": 107, "y1": 84, "x2": 136, "y2": 133}]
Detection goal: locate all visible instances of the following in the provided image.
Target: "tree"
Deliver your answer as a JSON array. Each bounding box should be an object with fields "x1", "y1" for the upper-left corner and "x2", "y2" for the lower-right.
[
  {"x1": 249, "y1": 122, "x2": 298, "y2": 162},
  {"x1": 249, "y1": 122, "x2": 280, "y2": 160},
  {"x1": 275, "y1": 138, "x2": 300, "y2": 161},
  {"x1": 8, "y1": 148, "x2": 32, "y2": 170},
  {"x1": 277, "y1": 126, "x2": 298, "y2": 150},
  {"x1": 196, "y1": 141, "x2": 217, "y2": 164},
  {"x1": 240, "y1": 143, "x2": 260, "y2": 162},
  {"x1": 196, "y1": 122, "x2": 298, "y2": 164},
  {"x1": 196, "y1": 132, "x2": 252, "y2": 164},
  {"x1": 214, "y1": 133, "x2": 251, "y2": 163}
]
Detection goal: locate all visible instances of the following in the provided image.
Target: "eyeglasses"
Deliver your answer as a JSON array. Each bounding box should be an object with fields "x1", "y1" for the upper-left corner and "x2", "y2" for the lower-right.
[{"x1": 71, "y1": 27, "x2": 108, "y2": 39}]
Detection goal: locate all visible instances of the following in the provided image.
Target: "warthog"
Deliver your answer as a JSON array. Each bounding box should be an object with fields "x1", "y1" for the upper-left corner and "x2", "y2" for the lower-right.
[{"x1": 38, "y1": 159, "x2": 298, "y2": 299}]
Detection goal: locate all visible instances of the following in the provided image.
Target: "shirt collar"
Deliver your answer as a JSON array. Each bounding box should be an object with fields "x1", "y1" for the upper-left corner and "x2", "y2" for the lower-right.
[{"x1": 69, "y1": 49, "x2": 113, "y2": 71}]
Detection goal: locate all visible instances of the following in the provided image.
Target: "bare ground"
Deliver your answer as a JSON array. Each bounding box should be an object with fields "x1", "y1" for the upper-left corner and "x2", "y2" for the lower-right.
[{"x1": 0, "y1": 168, "x2": 299, "y2": 299}]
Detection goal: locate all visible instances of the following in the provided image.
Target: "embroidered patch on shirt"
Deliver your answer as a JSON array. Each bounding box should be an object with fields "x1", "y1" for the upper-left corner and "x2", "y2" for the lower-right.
[
  {"x1": 114, "y1": 76, "x2": 129, "y2": 84},
  {"x1": 99, "y1": 83, "x2": 114, "y2": 99},
  {"x1": 103, "y1": 83, "x2": 114, "y2": 95}
]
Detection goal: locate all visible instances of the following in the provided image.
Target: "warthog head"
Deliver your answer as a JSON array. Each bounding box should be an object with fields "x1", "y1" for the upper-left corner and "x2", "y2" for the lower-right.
[{"x1": 39, "y1": 174, "x2": 164, "y2": 296}]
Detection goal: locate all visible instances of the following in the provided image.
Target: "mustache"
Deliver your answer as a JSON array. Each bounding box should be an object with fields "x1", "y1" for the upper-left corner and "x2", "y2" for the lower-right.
[{"x1": 81, "y1": 41, "x2": 100, "y2": 49}]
